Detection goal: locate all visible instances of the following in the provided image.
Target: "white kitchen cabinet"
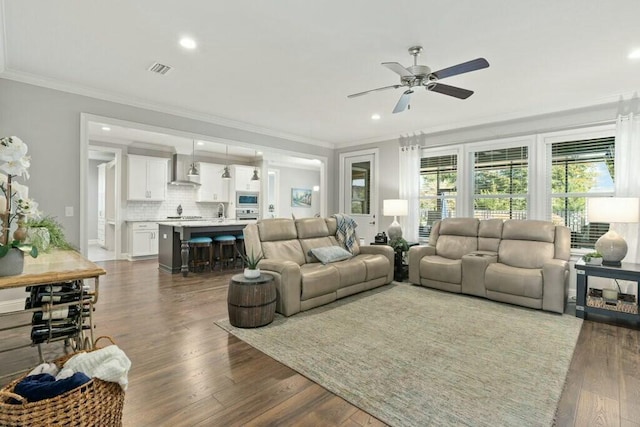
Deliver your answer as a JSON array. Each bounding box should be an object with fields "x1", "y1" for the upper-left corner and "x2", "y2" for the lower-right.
[
  {"x1": 129, "y1": 222, "x2": 159, "y2": 258},
  {"x1": 127, "y1": 155, "x2": 168, "y2": 201},
  {"x1": 232, "y1": 164, "x2": 260, "y2": 192},
  {"x1": 196, "y1": 162, "x2": 230, "y2": 202}
]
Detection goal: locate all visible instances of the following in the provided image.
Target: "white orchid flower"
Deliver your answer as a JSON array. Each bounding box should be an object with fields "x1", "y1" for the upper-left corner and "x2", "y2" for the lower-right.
[
  {"x1": 0, "y1": 157, "x2": 30, "y2": 179},
  {"x1": 0, "y1": 136, "x2": 28, "y2": 162}
]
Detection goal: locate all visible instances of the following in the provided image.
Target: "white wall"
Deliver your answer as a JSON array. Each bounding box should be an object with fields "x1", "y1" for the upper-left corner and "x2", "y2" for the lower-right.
[{"x1": 87, "y1": 159, "x2": 109, "y2": 240}]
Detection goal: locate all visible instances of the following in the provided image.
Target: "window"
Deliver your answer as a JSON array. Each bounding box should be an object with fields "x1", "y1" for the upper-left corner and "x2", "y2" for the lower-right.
[
  {"x1": 419, "y1": 153, "x2": 457, "y2": 239},
  {"x1": 473, "y1": 146, "x2": 528, "y2": 220},
  {"x1": 550, "y1": 136, "x2": 614, "y2": 249}
]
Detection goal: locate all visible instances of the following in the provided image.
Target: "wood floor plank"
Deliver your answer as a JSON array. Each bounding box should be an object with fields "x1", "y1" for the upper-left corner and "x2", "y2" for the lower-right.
[
  {"x1": 575, "y1": 389, "x2": 620, "y2": 427},
  {"x1": 2, "y1": 258, "x2": 640, "y2": 426}
]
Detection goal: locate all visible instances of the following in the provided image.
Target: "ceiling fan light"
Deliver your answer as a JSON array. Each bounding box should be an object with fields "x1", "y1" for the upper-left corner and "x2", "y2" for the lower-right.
[{"x1": 251, "y1": 168, "x2": 260, "y2": 181}]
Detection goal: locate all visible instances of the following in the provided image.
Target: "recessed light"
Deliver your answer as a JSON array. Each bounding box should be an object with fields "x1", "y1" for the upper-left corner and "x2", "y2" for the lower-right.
[
  {"x1": 179, "y1": 37, "x2": 197, "y2": 50},
  {"x1": 371, "y1": 113, "x2": 381, "y2": 120},
  {"x1": 101, "y1": 126, "x2": 111, "y2": 131},
  {"x1": 629, "y1": 48, "x2": 640, "y2": 59},
  {"x1": 197, "y1": 141, "x2": 204, "y2": 146}
]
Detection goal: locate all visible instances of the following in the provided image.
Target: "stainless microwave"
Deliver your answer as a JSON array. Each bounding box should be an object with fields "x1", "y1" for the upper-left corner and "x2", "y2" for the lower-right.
[{"x1": 236, "y1": 191, "x2": 259, "y2": 207}]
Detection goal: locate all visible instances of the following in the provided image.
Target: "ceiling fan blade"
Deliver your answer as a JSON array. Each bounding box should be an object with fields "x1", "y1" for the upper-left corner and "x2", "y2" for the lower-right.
[
  {"x1": 427, "y1": 83, "x2": 474, "y2": 99},
  {"x1": 431, "y1": 58, "x2": 489, "y2": 80},
  {"x1": 392, "y1": 90, "x2": 413, "y2": 114},
  {"x1": 382, "y1": 62, "x2": 414, "y2": 78},
  {"x1": 347, "y1": 84, "x2": 402, "y2": 98}
]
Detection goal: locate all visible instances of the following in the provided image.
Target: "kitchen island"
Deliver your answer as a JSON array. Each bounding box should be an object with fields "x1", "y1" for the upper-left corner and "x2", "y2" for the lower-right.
[{"x1": 158, "y1": 220, "x2": 254, "y2": 276}]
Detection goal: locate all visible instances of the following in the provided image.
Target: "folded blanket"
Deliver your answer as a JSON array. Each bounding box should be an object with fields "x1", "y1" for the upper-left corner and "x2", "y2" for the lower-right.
[
  {"x1": 333, "y1": 213, "x2": 358, "y2": 254},
  {"x1": 63, "y1": 345, "x2": 131, "y2": 390},
  {"x1": 13, "y1": 372, "x2": 91, "y2": 403},
  {"x1": 28, "y1": 362, "x2": 59, "y2": 377}
]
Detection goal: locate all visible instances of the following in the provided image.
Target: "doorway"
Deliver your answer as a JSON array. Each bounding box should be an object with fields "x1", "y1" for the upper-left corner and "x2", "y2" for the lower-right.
[
  {"x1": 87, "y1": 147, "x2": 121, "y2": 261},
  {"x1": 339, "y1": 149, "x2": 379, "y2": 244}
]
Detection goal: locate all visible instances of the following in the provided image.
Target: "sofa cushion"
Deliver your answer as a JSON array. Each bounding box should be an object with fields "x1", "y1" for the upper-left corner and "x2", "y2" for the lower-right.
[
  {"x1": 300, "y1": 237, "x2": 339, "y2": 263},
  {"x1": 331, "y1": 258, "x2": 367, "y2": 288},
  {"x1": 258, "y1": 218, "x2": 298, "y2": 241},
  {"x1": 502, "y1": 220, "x2": 555, "y2": 243},
  {"x1": 478, "y1": 219, "x2": 504, "y2": 252},
  {"x1": 295, "y1": 218, "x2": 330, "y2": 239},
  {"x1": 499, "y1": 240, "x2": 554, "y2": 269},
  {"x1": 261, "y1": 240, "x2": 306, "y2": 265},
  {"x1": 420, "y1": 256, "x2": 462, "y2": 284},
  {"x1": 299, "y1": 263, "x2": 339, "y2": 300},
  {"x1": 358, "y1": 254, "x2": 391, "y2": 282},
  {"x1": 439, "y1": 218, "x2": 479, "y2": 236},
  {"x1": 436, "y1": 235, "x2": 478, "y2": 260},
  {"x1": 485, "y1": 263, "x2": 543, "y2": 299},
  {"x1": 308, "y1": 246, "x2": 353, "y2": 265}
]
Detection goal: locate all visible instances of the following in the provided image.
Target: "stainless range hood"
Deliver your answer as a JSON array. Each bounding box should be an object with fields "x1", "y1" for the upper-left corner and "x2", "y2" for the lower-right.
[{"x1": 168, "y1": 154, "x2": 201, "y2": 186}]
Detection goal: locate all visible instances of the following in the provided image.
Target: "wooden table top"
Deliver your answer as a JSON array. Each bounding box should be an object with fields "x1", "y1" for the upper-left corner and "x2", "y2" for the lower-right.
[{"x1": 0, "y1": 249, "x2": 106, "y2": 290}]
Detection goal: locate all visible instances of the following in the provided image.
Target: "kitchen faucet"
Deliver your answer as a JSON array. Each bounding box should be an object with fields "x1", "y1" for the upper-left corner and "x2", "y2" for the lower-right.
[{"x1": 217, "y1": 203, "x2": 225, "y2": 221}]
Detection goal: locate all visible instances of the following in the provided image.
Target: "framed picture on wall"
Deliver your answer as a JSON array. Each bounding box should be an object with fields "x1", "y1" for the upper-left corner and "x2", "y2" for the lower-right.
[{"x1": 291, "y1": 188, "x2": 312, "y2": 207}]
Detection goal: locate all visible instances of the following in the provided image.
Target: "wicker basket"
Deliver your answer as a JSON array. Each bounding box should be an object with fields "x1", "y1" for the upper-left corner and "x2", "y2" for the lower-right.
[{"x1": 0, "y1": 336, "x2": 125, "y2": 427}]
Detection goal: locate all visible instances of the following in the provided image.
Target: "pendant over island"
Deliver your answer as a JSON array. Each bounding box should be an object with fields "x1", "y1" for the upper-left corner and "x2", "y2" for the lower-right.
[{"x1": 157, "y1": 220, "x2": 253, "y2": 276}]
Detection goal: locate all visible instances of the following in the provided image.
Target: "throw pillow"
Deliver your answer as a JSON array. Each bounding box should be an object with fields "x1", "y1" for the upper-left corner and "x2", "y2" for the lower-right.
[{"x1": 309, "y1": 246, "x2": 353, "y2": 265}]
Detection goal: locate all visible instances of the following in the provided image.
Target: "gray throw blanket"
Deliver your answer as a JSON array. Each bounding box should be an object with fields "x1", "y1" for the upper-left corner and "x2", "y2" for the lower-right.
[{"x1": 333, "y1": 213, "x2": 358, "y2": 253}]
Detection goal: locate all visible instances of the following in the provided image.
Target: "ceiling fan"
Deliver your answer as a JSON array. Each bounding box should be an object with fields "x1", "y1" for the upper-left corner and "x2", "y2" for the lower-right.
[{"x1": 347, "y1": 46, "x2": 489, "y2": 114}]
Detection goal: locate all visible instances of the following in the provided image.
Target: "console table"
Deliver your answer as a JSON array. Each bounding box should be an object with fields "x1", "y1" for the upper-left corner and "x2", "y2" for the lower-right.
[
  {"x1": 575, "y1": 259, "x2": 640, "y2": 323},
  {"x1": 0, "y1": 250, "x2": 105, "y2": 375}
]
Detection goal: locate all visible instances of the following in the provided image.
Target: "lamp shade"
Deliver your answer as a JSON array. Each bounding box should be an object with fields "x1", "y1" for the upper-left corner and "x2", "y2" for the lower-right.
[
  {"x1": 383, "y1": 199, "x2": 408, "y2": 217},
  {"x1": 587, "y1": 197, "x2": 640, "y2": 223}
]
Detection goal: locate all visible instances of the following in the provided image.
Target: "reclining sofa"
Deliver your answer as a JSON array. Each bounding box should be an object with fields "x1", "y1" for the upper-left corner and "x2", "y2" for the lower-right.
[
  {"x1": 243, "y1": 217, "x2": 394, "y2": 316},
  {"x1": 408, "y1": 218, "x2": 570, "y2": 313}
]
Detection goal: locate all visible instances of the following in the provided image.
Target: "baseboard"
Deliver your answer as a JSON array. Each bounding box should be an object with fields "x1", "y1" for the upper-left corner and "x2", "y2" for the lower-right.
[{"x1": 0, "y1": 298, "x2": 25, "y2": 314}]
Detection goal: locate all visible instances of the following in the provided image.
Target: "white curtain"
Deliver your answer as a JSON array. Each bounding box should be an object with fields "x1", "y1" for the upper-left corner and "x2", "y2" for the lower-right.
[
  {"x1": 399, "y1": 144, "x2": 420, "y2": 242},
  {"x1": 614, "y1": 112, "x2": 640, "y2": 263}
]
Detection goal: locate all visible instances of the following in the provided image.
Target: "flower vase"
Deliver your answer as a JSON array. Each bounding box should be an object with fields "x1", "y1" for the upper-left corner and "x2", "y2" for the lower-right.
[
  {"x1": 244, "y1": 268, "x2": 260, "y2": 279},
  {"x1": 0, "y1": 248, "x2": 24, "y2": 277}
]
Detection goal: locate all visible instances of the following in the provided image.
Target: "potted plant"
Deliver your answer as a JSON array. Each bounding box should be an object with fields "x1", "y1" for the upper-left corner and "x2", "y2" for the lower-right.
[
  {"x1": 583, "y1": 251, "x2": 603, "y2": 266},
  {"x1": 389, "y1": 237, "x2": 410, "y2": 281},
  {"x1": 25, "y1": 215, "x2": 73, "y2": 253},
  {"x1": 240, "y1": 249, "x2": 264, "y2": 279},
  {"x1": 0, "y1": 136, "x2": 39, "y2": 276}
]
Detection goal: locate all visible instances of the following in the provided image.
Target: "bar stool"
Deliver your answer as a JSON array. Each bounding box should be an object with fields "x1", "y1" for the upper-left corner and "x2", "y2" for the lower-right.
[
  {"x1": 234, "y1": 234, "x2": 245, "y2": 268},
  {"x1": 189, "y1": 236, "x2": 213, "y2": 272},
  {"x1": 214, "y1": 235, "x2": 236, "y2": 270}
]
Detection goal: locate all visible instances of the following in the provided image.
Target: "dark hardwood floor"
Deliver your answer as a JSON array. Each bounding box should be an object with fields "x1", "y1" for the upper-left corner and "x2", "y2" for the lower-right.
[{"x1": 1, "y1": 259, "x2": 639, "y2": 426}]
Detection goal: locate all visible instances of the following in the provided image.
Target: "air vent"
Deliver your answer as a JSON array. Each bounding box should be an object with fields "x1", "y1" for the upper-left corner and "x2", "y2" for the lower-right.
[{"x1": 147, "y1": 62, "x2": 173, "y2": 75}]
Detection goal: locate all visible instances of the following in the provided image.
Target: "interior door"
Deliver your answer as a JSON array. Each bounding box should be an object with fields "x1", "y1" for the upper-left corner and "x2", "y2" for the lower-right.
[{"x1": 341, "y1": 150, "x2": 378, "y2": 245}]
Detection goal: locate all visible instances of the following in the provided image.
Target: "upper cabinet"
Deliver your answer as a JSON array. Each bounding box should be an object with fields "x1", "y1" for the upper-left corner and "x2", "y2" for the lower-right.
[
  {"x1": 127, "y1": 155, "x2": 168, "y2": 201},
  {"x1": 196, "y1": 162, "x2": 230, "y2": 202},
  {"x1": 232, "y1": 164, "x2": 260, "y2": 192}
]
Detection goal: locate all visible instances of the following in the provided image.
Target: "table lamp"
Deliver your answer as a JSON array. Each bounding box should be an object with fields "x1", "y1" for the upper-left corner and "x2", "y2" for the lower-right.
[
  {"x1": 587, "y1": 197, "x2": 640, "y2": 266},
  {"x1": 383, "y1": 199, "x2": 408, "y2": 240}
]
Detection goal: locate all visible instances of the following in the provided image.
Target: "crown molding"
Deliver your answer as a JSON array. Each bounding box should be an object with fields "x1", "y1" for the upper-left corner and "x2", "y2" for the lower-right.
[
  {"x1": 335, "y1": 93, "x2": 628, "y2": 149},
  {"x1": 0, "y1": 68, "x2": 335, "y2": 150}
]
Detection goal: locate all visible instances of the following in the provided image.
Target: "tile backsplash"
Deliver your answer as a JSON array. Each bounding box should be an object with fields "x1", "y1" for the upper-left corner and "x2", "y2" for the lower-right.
[{"x1": 125, "y1": 186, "x2": 226, "y2": 220}]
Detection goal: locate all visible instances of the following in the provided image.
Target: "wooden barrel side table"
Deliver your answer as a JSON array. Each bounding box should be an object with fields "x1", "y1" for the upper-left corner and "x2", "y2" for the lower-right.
[{"x1": 227, "y1": 273, "x2": 276, "y2": 328}]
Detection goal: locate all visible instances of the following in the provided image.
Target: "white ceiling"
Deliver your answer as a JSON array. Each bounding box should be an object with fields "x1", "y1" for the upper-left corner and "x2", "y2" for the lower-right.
[{"x1": 2, "y1": 1, "x2": 639, "y2": 146}]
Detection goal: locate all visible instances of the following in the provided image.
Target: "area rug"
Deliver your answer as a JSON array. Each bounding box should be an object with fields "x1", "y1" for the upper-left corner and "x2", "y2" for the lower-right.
[{"x1": 216, "y1": 283, "x2": 582, "y2": 427}]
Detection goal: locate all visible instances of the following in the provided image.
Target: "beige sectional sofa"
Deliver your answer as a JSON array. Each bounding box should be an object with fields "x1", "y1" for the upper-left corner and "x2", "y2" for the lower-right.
[
  {"x1": 408, "y1": 218, "x2": 570, "y2": 313},
  {"x1": 243, "y1": 217, "x2": 394, "y2": 316}
]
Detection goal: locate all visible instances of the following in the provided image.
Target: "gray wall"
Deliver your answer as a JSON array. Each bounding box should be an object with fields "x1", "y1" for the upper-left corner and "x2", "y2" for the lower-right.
[
  {"x1": 0, "y1": 78, "x2": 336, "y2": 247},
  {"x1": 274, "y1": 166, "x2": 321, "y2": 220}
]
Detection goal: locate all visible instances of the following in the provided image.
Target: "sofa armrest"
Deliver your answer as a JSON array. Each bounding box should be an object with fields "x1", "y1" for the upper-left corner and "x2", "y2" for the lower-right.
[
  {"x1": 408, "y1": 245, "x2": 436, "y2": 284},
  {"x1": 359, "y1": 245, "x2": 395, "y2": 282},
  {"x1": 542, "y1": 259, "x2": 569, "y2": 314},
  {"x1": 258, "y1": 259, "x2": 302, "y2": 316},
  {"x1": 461, "y1": 252, "x2": 498, "y2": 297}
]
